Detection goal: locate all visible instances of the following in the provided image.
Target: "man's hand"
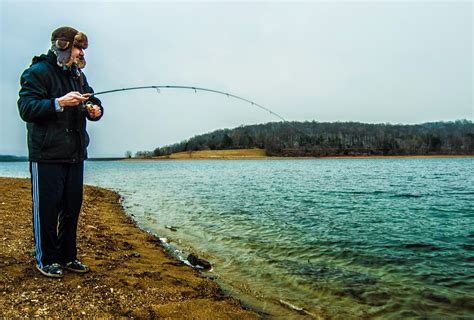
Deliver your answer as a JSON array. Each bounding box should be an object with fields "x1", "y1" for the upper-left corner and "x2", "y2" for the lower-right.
[
  {"x1": 87, "y1": 105, "x2": 102, "y2": 119},
  {"x1": 57, "y1": 91, "x2": 88, "y2": 107}
]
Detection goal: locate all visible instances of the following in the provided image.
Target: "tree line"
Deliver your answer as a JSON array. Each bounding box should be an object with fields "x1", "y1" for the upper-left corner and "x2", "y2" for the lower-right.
[{"x1": 137, "y1": 119, "x2": 474, "y2": 157}]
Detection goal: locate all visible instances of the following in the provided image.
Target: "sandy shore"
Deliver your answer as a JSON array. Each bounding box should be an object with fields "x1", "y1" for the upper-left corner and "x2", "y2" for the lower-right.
[{"x1": 0, "y1": 177, "x2": 259, "y2": 318}]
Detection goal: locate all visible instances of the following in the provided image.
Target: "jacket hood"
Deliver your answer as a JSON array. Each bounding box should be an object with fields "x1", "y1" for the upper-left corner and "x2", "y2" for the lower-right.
[
  {"x1": 30, "y1": 50, "x2": 84, "y2": 86},
  {"x1": 31, "y1": 50, "x2": 57, "y2": 67}
]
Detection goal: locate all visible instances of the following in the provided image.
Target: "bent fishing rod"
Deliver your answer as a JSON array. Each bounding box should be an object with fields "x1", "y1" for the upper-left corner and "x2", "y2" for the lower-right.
[
  {"x1": 88, "y1": 85, "x2": 308, "y2": 136},
  {"x1": 91, "y1": 85, "x2": 290, "y2": 121}
]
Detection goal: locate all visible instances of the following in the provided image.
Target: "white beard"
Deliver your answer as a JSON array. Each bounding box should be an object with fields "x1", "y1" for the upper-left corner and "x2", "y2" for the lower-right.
[{"x1": 51, "y1": 44, "x2": 86, "y2": 69}]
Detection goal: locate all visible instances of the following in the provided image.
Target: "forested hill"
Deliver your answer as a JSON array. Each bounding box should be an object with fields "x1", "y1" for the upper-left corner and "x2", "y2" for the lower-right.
[{"x1": 147, "y1": 120, "x2": 474, "y2": 157}]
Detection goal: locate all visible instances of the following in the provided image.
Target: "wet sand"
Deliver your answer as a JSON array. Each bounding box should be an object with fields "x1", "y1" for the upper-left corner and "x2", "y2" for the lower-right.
[{"x1": 0, "y1": 177, "x2": 259, "y2": 318}]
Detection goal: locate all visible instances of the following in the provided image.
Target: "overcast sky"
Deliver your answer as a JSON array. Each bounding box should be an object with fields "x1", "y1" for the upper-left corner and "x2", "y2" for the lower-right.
[{"x1": 1, "y1": 0, "x2": 472, "y2": 157}]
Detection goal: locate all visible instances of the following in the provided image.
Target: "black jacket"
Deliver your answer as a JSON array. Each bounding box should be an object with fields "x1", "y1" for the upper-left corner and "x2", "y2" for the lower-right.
[{"x1": 18, "y1": 50, "x2": 103, "y2": 163}]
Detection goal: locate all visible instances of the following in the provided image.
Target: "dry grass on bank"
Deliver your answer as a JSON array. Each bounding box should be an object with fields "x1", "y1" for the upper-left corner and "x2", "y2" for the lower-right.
[{"x1": 154, "y1": 148, "x2": 267, "y2": 160}]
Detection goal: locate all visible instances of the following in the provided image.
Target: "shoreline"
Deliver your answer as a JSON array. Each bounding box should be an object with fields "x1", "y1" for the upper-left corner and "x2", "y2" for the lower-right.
[
  {"x1": 131, "y1": 154, "x2": 474, "y2": 160},
  {"x1": 125, "y1": 149, "x2": 474, "y2": 161},
  {"x1": 128, "y1": 154, "x2": 474, "y2": 161},
  {"x1": 0, "y1": 177, "x2": 260, "y2": 318}
]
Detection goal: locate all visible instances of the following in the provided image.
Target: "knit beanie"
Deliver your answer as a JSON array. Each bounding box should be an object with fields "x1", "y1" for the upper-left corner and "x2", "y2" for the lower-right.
[{"x1": 51, "y1": 26, "x2": 88, "y2": 67}]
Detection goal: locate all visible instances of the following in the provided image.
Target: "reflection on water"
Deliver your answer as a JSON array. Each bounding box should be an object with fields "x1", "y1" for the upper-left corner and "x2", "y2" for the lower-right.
[{"x1": 2, "y1": 158, "x2": 473, "y2": 318}]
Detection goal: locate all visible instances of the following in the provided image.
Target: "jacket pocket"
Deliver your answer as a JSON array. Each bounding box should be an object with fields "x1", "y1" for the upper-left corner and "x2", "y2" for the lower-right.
[{"x1": 41, "y1": 126, "x2": 76, "y2": 159}]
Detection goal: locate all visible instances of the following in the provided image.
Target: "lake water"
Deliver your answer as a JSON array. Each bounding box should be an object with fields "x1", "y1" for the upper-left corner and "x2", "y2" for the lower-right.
[{"x1": 1, "y1": 158, "x2": 473, "y2": 318}]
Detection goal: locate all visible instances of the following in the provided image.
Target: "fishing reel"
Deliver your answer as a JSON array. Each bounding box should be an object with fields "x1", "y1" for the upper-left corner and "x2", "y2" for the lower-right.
[{"x1": 82, "y1": 101, "x2": 94, "y2": 112}]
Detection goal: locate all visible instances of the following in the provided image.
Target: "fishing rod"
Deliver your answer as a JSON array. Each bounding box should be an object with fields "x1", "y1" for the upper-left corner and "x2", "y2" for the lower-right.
[
  {"x1": 88, "y1": 85, "x2": 309, "y2": 137},
  {"x1": 91, "y1": 85, "x2": 289, "y2": 122}
]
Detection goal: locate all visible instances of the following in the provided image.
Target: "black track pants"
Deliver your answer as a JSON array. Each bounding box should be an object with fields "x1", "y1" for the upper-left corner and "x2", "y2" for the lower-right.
[{"x1": 30, "y1": 161, "x2": 84, "y2": 267}]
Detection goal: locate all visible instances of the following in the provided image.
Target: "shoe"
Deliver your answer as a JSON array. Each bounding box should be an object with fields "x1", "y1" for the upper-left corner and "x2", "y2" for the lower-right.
[
  {"x1": 63, "y1": 260, "x2": 90, "y2": 273},
  {"x1": 36, "y1": 263, "x2": 64, "y2": 278}
]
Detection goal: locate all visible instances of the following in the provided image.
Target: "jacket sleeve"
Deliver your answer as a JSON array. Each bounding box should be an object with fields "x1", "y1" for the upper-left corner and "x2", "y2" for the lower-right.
[
  {"x1": 17, "y1": 65, "x2": 57, "y2": 123},
  {"x1": 82, "y1": 73, "x2": 104, "y2": 122}
]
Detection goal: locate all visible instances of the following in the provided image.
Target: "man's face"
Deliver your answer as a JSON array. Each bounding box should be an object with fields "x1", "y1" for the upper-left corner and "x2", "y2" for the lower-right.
[{"x1": 69, "y1": 47, "x2": 86, "y2": 69}]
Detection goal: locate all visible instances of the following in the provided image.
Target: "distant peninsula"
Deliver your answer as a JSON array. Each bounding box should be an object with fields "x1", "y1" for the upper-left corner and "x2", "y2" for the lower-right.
[{"x1": 134, "y1": 120, "x2": 474, "y2": 158}]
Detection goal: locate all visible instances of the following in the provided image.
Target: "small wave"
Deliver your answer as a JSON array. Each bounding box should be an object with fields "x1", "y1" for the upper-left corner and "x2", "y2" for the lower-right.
[
  {"x1": 292, "y1": 263, "x2": 378, "y2": 288},
  {"x1": 446, "y1": 191, "x2": 474, "y2": 196},
  {"x1": 420, "y1": 289, "x2": 451, "y2": 304},
  {"x1": 440, "y1": 280, "x2": 470, "y2": 289},
  {"x1": 401, "y1": 243, "x2": 439, "y2": 251},
  {"x1": 452, "y1": 296, "x2": 474, "y2": 309},
  {"x1": 459, "y1": 244, "x2": 474, "y2": 251},
  {"x1": 393, "y1": 194, "x2": 423, "y2": 198},
  {"x1": 334, "y1": 190, "x2": 385, "y2": 196}
]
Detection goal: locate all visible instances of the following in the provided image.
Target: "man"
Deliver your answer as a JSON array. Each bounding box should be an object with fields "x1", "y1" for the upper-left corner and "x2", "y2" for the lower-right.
[{"x1": 18, "y1": 26, "x2": 103, "y2": 278}]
